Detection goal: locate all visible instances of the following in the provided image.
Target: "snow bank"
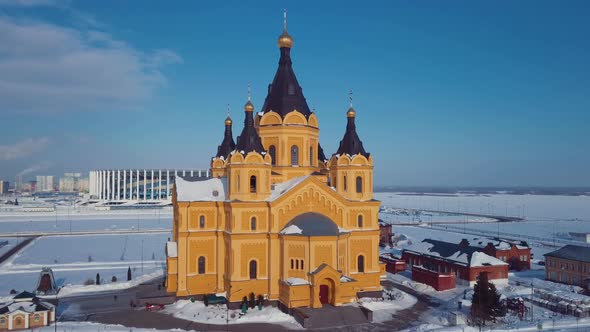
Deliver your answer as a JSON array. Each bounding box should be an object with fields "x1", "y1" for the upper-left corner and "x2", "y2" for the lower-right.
[
  {"x1": 56, "y1": 270, "x2": 163, "y2": 298},
  {"x1": 164, "y1": 300, "x2": 301, "y2": 328},
  {"x1": 358, "y1": 288, "x2": 417, "y2": 323}
]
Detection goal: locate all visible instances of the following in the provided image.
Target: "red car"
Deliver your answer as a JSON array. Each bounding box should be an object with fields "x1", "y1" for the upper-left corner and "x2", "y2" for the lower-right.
[{"x1": 145, "y1": 303, "x2": 165, "y2": 311}]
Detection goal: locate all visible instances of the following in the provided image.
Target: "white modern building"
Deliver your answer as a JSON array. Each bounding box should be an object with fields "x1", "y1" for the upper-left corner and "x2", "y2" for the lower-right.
[
  {"x1": 35, "y1": 176, "x2": 55, "y2": 192},
  {"x1": 89, "y1": 169, "x2": 209, "y2": 202}
]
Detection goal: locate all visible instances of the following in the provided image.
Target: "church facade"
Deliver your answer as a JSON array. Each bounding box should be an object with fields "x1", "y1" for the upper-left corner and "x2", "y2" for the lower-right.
[{"x1": 165, "y1": 16, "x2": 384, "y2": 309}]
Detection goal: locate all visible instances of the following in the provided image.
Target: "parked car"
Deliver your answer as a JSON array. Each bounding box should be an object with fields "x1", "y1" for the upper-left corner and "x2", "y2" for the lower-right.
[
  {"x1": 145, "y1": 303, "x2": 165, "y2": 311},
  {"x1": 204, "y1": 294, "x2": 227, "y2": 306}
]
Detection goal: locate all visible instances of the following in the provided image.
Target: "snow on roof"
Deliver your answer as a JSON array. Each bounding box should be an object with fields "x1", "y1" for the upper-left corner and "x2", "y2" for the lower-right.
[
  {"x1": 166, "y1": 241, "x2": 178, "y2": 258},
  {"x1": 280, "y1": 225, "x2": 303, "y2": 235},
  {"x1": 470, "y1": 251, "x2": 508, "y2": 267},
  {"x1": 340, "y1": 275, "x2": 355, "y2": 283},
  {"x1": 267, "y1": 175, "x2": 309, "y2": 201},
  {"x1": 470, "y1": 237, "x2": 529, "y2": 250},
  {"x1": 404, "y1": 239, "x2": 507, "y2": 267},
  {"x1": 175, "y1": 176, "x2": 227, "y2": 202},
  {"x1": 284, "y1": 277, "x2": 310, "y2": 286}
]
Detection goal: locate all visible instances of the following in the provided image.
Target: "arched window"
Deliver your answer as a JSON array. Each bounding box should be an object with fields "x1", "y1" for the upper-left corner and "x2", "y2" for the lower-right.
[
  {"x1": 33, "y1": 314, "x2": 40, "y2": 322},
  {"x1": 358, "y1": 255, "x2": 365, "y2": 273},
  {"x1": 296, "y1": 260, "x2": 299, "y2": 269},
  {"x1": 356, "y1": 176, "x2": 363, "y2": 193},
  {"x1": 291, "y1": 145, "x2": 299, "y2": 166},
  {"x1": 249, "y1": 260, "x2": 257, "y2": 279},
  {"x1": 343, "y1": 175, "x2": 347, "y2": 191},
  {"x1": 288, "y1": 83, "x2": 295, "y2": 95},
  {"x1": 309, "y1": 147, "x2": 314, "y2": 166},
  {"x1": 198, "y1": 256, "x2": 206, "y2": 274},
  {"x1": 291, "y1": 259, "x2": 294, "y2": 269},
  {"x1": 300, "y1": 259, "x2": 304, "y2": 270},
  {"x1": 199, "y1": 215, "x2": 205, "y2": 228},
  {"x1": 251, "y1": 217, "x2": 257, "y2": 231},
  {"x1": 250, "y1": 175, "x2": 257, "y2": 193},
  {"x1": 269, "y1": 145, "x2": 276, "y2": 166},
  {"x1": 357, "y1": 215, "x2": 363, "y2": 228},
  {"x1": 237, "y1": 174, "x2": 240, "y2": 191}
]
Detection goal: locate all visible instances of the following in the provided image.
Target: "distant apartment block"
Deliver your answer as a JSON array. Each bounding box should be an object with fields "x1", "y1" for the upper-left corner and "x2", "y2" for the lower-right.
[
  {"x1": 0, "y1": 181, "x2": 9, "y2": 194},
  {"x1": 59, "y1": 173, "x2": 89, "y2": 192},
  {"x1": 35, "y1": 176, "x2": 55, "y2": 192}
]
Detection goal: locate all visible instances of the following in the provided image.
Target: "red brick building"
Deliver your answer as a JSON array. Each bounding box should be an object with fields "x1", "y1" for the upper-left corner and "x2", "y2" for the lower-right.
[
  {"x1": 411, "y1": 265, "x2": 456, "y2": 291},
  {"x1": 470, "y1": 238, "x2": 531, "y2": 271},
  {"x1": 402, "y1": 239, "x2": 509, "y2": 286},
  {"x1": 379, "y1": 253, "x2": 406, "y2": 274},
  {"x1": 379, "y1": 221, "x2": 393, "y2": 247}
]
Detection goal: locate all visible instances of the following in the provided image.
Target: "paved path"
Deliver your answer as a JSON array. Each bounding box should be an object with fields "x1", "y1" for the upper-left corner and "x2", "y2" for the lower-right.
[{"x1": 0, "y1": 236, "x2": 36, "y2": 265}]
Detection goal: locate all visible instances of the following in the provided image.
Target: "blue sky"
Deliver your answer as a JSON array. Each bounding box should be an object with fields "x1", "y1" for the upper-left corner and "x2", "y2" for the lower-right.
[{"x1": 0, "y1": 0, "x2": 589, "y2": 187}]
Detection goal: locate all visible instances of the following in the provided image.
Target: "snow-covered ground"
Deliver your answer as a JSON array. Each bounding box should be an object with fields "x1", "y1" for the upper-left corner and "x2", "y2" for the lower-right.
[
  {"x1": 379, "y1": 208, "x2": 497, "y2": 224},
  {"x1": 0, "y1": 233, "x2": 168, "y2": 296},
  {"x1": 0, "y1": 211, "x2": 172, "y2": 234},
  {"x1": 0, "y1": 237, "x2": 17, "y2": 257},
  {"x1": 356, "y1": 288, "x2": 417, "y2": 322},
  {"x1": 376, "y1": 192, "x2": 590, "y2": 221},
  {"x1": 36, "y1": 321, "x2": 191, "y2": 332},
  {"x1": 164, "y1": 300, "x2": 301, "y2": 329}
]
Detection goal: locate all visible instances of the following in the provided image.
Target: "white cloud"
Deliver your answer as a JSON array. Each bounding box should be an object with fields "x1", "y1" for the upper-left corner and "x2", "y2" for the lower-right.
[
  {"x1": 0, "y1": 137, "x2": 51, "y2": 160},
  {"x1": 0, "y1": 16, "x2": 182, "y2": 113}
]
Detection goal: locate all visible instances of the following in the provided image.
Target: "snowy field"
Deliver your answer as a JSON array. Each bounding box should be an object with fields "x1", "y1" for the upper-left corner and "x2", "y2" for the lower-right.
[
  {"x1": 390, "y1": 225, "x2": 560, "y2": 260},
  {"x1": 0, "y1": 211, "x2": 172, "y2": 234},
  {"x1": 0, "y1": 237, "x2": 17, "y2": 257},
  {"x1": 376, "y1": 192, "x2": 590, "y2": 221},
  {"x1": 0, "y1": 233, "x2": 169, "y2": 296},
  {"x1": 379, "y1": 208, "x2": 496, "y2": 224}
]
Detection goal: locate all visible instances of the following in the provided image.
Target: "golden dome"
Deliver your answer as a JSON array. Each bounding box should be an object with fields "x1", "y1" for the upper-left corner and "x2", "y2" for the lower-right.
[
  {"x1": 278, "y1": 31, "x2": 293, "y2": 48},
  {"x1": 225, "y1": 114, "x2": 232, "y2": 125},
  {"x1": 244, "y1": 100, "x2": 254, "y2": 112},
  {"x1": 347, "y1": 107, "x2": 356, "y2": 118}
]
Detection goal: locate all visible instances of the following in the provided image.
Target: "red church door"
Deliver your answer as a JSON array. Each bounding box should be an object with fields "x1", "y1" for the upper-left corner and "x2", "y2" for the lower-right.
[{"x1": 319, "y1": 285, "x2": 329, "y2": 305}]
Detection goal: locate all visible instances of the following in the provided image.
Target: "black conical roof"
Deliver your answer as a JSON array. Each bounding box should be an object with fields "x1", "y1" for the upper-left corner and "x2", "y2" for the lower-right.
[
  {"x1": 215, "y1": 121, "x2": 235, "y2": 158},
  {"x1": 260, "y1": 47, "x2": 311, "y2": 118},
  {"x1": 317, "y1": 143, "x2": 327, "y2": 162},
  {"x1": 335, "y1": 113, "x2": 370, "y2": 158},
  {"x1": 235, "y1": 110, "x2": 266, "y2": 154}
]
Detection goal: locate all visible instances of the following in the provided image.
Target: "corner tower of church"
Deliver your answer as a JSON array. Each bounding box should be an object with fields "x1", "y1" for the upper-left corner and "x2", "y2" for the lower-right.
[{"x1": 166, "y1": 12, "x2": 384, "y2": 309}]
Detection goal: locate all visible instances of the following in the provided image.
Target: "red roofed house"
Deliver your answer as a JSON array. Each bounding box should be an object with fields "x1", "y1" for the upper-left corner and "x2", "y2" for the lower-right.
[
  {"x1": 402, "y1": 238, "x2": 509, "y2": 287},
  {"x1": 470, "y1": 238, "x2": 532, "y2": 271}
]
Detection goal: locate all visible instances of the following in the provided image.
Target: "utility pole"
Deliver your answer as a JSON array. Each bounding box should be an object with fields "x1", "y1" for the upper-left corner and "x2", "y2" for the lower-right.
[{"x1": 531, "y1": 280, "x2": 534, "y2": 322}]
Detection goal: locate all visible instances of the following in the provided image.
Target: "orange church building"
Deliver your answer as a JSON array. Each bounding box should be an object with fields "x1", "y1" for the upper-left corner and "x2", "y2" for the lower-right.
[{"x1": 165, "y1": 14, "x2": 385, "y2": 309}]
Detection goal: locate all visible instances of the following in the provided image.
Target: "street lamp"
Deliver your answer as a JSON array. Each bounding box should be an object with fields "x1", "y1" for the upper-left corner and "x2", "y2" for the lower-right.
[{"x1": 141, "y1": 239, "x2": 144, "y2": 273}]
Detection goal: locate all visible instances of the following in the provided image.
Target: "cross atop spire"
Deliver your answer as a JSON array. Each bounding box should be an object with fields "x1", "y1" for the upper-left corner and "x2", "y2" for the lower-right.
[
  {"x1": 283, "y1": 9, "x2": 287, "y2": 31},
  {"x1": 349, "y1": 89, "x2": 353, "y2": 108},
  {"x1": 247, "y1": 82, "x2": 251, "y2": 101}
]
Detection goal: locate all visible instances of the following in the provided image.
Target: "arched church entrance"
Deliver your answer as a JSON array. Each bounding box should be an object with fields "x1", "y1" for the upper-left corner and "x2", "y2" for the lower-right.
[{"x1": 318, "y1": 278, "x2": 335, "y2": 306}]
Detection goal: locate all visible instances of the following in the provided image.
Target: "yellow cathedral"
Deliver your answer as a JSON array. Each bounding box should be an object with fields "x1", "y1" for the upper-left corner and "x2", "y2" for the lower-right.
[{"x1": 165, "y1": 15, "x2": 385, "y2": 309}]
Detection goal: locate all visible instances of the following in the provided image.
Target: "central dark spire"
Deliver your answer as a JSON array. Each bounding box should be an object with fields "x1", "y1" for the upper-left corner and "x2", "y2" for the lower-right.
[
  {"x1": 260, "y1": 13, "x2": 312, "y2": 118},
  {"x1": 235, "y1": 89, "x2": 266, "y2": 154}
]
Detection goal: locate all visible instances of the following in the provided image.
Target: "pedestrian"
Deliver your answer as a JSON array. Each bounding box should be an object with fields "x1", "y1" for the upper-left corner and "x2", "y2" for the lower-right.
[
  {"x1": 130, "y1": 299, "x2": 134, "y2": 307},
  {"x1": 114, "y1": 295, "x2": 118, "y2": 302}
]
